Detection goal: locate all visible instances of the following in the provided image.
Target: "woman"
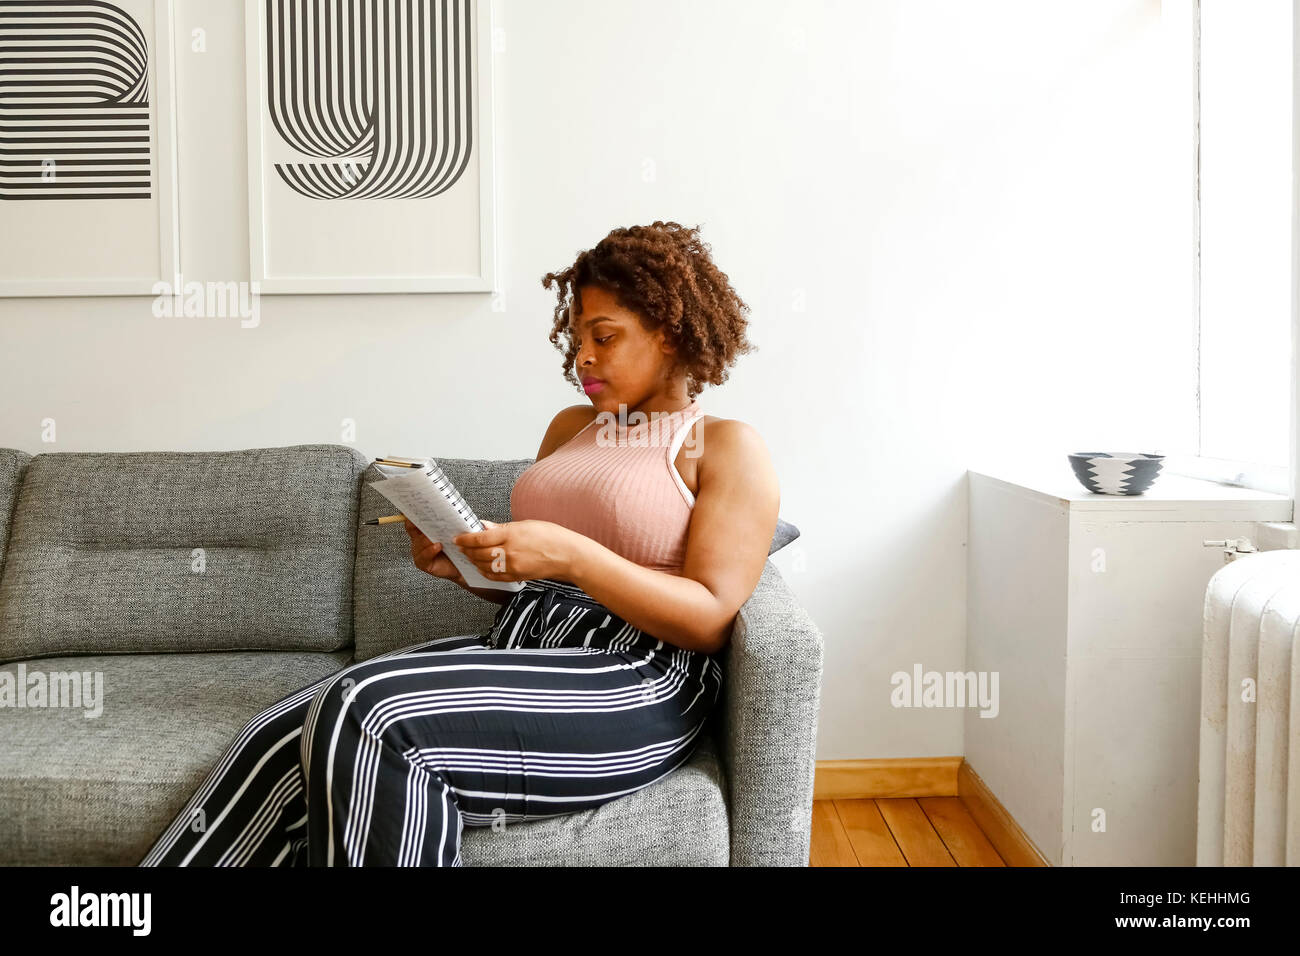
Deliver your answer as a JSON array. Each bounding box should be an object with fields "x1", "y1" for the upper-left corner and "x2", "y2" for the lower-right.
[{"x1": 139, "y1": 220, "x2": 780, "y2": 866}]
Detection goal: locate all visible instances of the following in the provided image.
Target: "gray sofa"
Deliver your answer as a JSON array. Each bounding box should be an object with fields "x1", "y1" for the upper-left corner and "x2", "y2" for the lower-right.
[{"x1": 0, "y1": 443, "x2": 824, "y2": 866}]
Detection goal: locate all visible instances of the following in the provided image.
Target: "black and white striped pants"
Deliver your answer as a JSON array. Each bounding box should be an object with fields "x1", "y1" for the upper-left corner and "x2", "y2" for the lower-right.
[{"x1": 138, "y1": 578, "x2": 723, "y2": 866}]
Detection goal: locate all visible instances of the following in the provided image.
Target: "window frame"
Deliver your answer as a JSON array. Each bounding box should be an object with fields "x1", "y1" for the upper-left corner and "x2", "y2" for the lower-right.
[{"x1": 1161, "y1": 0, "x2": 1297, "y2": 519}]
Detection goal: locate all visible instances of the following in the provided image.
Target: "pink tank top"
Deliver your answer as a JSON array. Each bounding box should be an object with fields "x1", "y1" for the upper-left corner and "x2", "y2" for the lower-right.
[{"x1": 510, "y1": 399, "x2": 706, "y2": 575}]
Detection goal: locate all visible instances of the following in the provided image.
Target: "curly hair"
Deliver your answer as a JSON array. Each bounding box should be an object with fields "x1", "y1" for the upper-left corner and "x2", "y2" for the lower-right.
[{"x1": 540, "y1": 221, "x2": 755, "y2": 401}]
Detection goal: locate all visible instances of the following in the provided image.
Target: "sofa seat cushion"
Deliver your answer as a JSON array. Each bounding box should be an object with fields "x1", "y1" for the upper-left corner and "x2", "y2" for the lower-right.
[
  {"x1": 458, "y1": 731, "x2": 730, "y2": 866},
  {"x1": 0, "y1": 649, "x2": 352, "y2": 866}
]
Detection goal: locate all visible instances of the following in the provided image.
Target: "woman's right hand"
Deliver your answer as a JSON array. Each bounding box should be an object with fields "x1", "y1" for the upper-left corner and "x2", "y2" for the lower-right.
[{"x1": 404, "y1": 518, "x2": 468, "y2": 589}]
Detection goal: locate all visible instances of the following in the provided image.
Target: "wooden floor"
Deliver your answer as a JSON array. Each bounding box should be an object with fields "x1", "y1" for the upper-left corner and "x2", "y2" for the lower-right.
[{"x1": 811, "y1": 796, "x2": 1009, "y2": 866}]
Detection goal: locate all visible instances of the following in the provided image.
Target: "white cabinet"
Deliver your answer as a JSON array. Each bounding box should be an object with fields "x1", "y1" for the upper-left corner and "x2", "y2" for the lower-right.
[{"x1": 966, "y1": 468, "x2": 1290, "y2": 866}]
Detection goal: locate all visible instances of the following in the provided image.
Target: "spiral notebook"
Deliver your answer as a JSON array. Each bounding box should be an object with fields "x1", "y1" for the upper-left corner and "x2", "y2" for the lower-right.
[{"x1": 368, "y1": 456, "x2": 527, "y2": 592}]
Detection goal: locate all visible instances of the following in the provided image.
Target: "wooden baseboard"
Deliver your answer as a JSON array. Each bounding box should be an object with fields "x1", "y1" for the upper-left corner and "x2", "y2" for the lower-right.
[
  {"x1": 956, "y1": 761, "x2": 1049, "y2": 866},
  {"x1": 814, "y1": 756, "x2": 962, "y2": 799},
  {"x1": 813, "y1": 756, "x2": 1049, "y2": 866}
]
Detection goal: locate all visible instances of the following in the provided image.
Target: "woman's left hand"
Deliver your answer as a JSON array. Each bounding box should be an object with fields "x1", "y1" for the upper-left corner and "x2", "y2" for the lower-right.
[{"x1": 452, "y1": 519, "x2": 582, "y2": 582}]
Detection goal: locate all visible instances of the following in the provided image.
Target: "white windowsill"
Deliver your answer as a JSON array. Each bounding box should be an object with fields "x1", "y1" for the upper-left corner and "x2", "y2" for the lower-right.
[
  {"x1": 966, "y1": 463, "x2": 1292, "y2": 524},
  {"x1": 1158, "y1": 454, "x2": 1290, "y2": 496}
]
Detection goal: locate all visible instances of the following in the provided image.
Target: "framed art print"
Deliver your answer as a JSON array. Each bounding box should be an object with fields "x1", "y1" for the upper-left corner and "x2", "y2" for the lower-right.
[
  {"x1": 0, "y1": 0, "x2": 180, "y2": 296},
  {"x1": 244, "y1": 0, "x2": 497, "y2": 294}
]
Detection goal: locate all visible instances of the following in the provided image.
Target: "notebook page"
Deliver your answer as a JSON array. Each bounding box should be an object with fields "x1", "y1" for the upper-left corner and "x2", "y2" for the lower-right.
[{"x1": 369, "y1": 461, "x2": 526, "y2": 593}]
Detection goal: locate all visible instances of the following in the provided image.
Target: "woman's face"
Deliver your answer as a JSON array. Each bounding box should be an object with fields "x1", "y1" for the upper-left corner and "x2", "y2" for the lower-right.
[{"x1": 569, "y1": 284, "x2": 679, "y2": 411}]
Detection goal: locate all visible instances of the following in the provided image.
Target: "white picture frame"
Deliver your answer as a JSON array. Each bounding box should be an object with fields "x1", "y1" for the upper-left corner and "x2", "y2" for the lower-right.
[
  {"x1": 244, "y1": 0, "x2": 497, "y2": 294},
  {"x1": 0, "y1": 0, "x2": 181, "y2": 297}
]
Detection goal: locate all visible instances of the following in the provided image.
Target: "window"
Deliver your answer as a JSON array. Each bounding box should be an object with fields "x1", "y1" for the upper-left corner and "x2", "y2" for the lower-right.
[{"x1": 1163, "y1": 0, "x2": 1293, "y2": 498}]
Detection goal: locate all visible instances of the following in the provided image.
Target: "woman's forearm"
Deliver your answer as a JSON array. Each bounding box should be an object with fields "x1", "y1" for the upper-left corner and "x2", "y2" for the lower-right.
[
  {"x1": 565, "y1": 536, "x2": 733, "y2": 654},
  {"x1": 463, "y1": 583, "x2": 514, "y2": 605}
]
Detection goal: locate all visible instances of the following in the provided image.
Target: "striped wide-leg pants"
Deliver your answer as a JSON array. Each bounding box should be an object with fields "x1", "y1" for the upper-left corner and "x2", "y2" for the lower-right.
[{"x1": 138, "y1": 578, "x2": 723, "y2": 866}]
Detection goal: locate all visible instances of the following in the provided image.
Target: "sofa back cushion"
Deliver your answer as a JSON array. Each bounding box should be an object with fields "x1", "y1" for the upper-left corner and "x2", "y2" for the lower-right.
[
  {"x1": 353, "y1": 457, "x2": 532, "y2": 661},
  {"x1": 0, "y1": 444, "x2": 368, "y2": 662},
  {"x1": 0, "y1": 449, "x2": 32, "y2": 580}
]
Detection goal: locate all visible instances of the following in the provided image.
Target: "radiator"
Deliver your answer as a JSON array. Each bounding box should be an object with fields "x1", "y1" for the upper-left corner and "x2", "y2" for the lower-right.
[{"x1": 1198, "y1": 549, "x2": 1300, "y2": 866}]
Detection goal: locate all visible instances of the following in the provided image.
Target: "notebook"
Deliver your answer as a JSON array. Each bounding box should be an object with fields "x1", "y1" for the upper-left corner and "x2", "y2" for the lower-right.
[{"x1": 368, "y1": 456, "x2": 527, "y2": 592}]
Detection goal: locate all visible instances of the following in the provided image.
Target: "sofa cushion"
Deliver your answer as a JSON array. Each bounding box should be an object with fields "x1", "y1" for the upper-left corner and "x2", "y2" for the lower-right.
[
  {"x1": 458, "y1": 730, "x2": 729, "y2": 866},
  {"x1": 0, "y1": 647, "x2": 727, "y2": 867},
  {"x1": 0, "y1": 649, "x2": 353, "y2": 866},
  {"x1": 770, "y1": 517, "x2": 800, "y2": 555},
  {"x1": 353, "y1": 457, "x2": 532, "y2": 662},
  {"x1": 0, "y1": 449, "x2": 31, "y2": 579},
  {"x1": 0, "y1": 444, "x2": 369, "y2": 662}
]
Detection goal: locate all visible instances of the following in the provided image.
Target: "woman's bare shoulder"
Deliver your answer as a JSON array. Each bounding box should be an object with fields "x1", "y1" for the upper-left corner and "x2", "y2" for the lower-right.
[
  {"x1": 694, "y1": 416, "x2": 773, "y2": 475},
  {"x1": 556, "y1": 403, "x2": 598, "y2": 434},
  {"x1": 534, "y1": 405, "x2": 598, "y2": 461},
  {"x1": 696, "y1": 415, "x2": 767, "y2": 449}
]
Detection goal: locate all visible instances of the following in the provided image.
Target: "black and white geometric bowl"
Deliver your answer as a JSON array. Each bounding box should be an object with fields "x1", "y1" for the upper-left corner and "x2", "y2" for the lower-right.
[{"x1": 1067, "y1": 452, "x2": 1165, "y2": 495}]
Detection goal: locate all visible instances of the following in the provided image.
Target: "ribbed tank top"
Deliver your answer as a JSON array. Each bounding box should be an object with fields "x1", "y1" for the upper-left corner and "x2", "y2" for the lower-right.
[{"x1": 510, "y1": 398, "x2": 705, "y2": 575}]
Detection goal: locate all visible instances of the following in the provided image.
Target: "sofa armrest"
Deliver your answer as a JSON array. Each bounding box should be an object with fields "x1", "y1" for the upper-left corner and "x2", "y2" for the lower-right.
[{"x1": 715, "y1": 560, "x2": 825, "y2": 866}]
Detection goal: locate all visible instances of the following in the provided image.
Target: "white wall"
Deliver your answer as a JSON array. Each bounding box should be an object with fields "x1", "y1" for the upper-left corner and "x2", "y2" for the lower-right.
[{"x1": 0, "y1": 0, "x2": 1191, "y2": 761}]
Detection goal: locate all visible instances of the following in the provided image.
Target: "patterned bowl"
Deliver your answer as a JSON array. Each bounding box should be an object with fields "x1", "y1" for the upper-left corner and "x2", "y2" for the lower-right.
[{"x1": 1067, "y1": 452, "x2": 1165, "y2": 495}]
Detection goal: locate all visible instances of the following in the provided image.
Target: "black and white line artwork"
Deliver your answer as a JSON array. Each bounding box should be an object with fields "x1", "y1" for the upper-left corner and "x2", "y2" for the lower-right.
[
  {"x1": 0, "y1": 0, "x2": 152, "y2": 201},
  {"x1": 265, "y1": 0, "x2": 473, "y2": 201}
]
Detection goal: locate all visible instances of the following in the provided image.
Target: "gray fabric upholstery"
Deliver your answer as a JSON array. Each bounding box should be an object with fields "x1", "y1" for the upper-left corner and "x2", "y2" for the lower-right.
[
  {"x1": 0, "y1": 444, "x2": 825, "y2": 867},
  {"x1": 352, "y1": 457, "x2": 531, "y2": 662},
  {"x1": 0, "y1": 444, "x2": 369, "y2": 662},
  {"x1": 770, "y1": 517, "x2": 800, "y2": 555},
  {"x1": 716, "y1": 560, "x2": 824, "y2": 865},
  {"x1": 0, "y1": 448, "x2": 31, "y2": 580},
  {"x1": 0, "y1": 649, "x2": 352, "y2": 866},
  {"x1": 459, "y1": 732, "x2": 729, "y2": 866}
]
